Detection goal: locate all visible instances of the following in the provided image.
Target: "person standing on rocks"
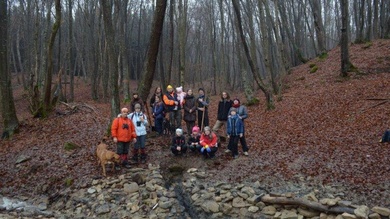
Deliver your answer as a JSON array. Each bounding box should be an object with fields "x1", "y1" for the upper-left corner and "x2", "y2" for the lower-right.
[
  {"x1": 199, "y1": 126, "x2": 218, "y2": 158},
  {"x1": 111, "y1": 107, "x2": 137, "y2": 169}
]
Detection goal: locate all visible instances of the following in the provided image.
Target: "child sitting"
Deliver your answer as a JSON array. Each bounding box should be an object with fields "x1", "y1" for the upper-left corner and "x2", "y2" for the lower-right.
[
  {"x1": 226, "y1": 108, "x2": 244, "y2": 159},
  {"x1": 171, "y1": 128, "x2": 187, "y2": 155},
  {"x1": 199, "y1": 126, "x2": 218, "y2": 158},
  {"x1": 188, "y1": 126, "x2": 201, "y2": 152}
]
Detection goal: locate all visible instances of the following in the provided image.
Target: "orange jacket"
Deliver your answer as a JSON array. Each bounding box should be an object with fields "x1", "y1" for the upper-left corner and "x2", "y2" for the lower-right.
[
  {"x1": 111, "y1": 117, "x2": 137, "y2": 142},
  {"x1": 200, "y1": 132, "x2": 218, "y2": 147}
]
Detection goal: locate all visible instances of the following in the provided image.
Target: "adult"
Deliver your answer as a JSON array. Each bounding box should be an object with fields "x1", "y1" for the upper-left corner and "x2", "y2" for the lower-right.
[
  {"x1": 183, "y1": 89, "x2": 197, "y2": 134},
  {"x1": 150, "y1": 86, "x2": 163, "y2": 109},
  {"x1": 152, "y1": 95, "x2": 165, "y2": 136},
  {"x1": 128, "y1": 103, "x2": 149, "y2": 163},
  {"x1": 130, "y1": 92, "x2": 145, "y2": 113},
  {"x1": 199, "y1": 126, "x2": 218, "y2": 158},
  {"x1": 212, "y1": 91, "x2": 232, "y2": 135},
  {"x1": 227, "y1": 98, "x2": 249, "y2": 156},
  {"x1": 197, "y1": 88, "x2": 209, "y2": 130},
  {"x1": 163, "y1": 85, "x2": 182, "y2": 131},
  {"x1": 111, "y1": 108, "x2": 137, "y2": 169}
]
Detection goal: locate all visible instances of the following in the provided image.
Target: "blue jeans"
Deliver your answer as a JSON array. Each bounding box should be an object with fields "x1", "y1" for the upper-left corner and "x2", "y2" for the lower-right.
[{"x1": 134, "y1": 135, "x2": 146, "y2": 149}]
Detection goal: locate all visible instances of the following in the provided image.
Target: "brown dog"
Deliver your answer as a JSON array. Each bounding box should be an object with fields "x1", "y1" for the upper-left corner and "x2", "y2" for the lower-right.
[{"x1": 96, "y1": 143, "x2": 120, "y2": 176}]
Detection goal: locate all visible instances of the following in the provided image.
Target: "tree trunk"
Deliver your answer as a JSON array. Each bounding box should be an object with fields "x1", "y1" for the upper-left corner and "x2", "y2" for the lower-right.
[
  {"x1": 138, "y1": 0, "x2": 168, "y2": 102},
  {"x1": 100, "y1": 0, "x2": 121, "y2": 119},
  {"x1": 232, "y1": 0, "x2": 273, "y2": 109},
  {"x1": 373, "y1": 0, "x2": 379, "y2": 39},
  {"x1": 43, "y1": 0, "x2": 61, "y2": 111},
  {"x1": 68, "y1": 0, "x2": 74, "y2": 102},
  {"x1": 310, "y1": 0, "x2": 327, "y2": 54},
  {"x1": 340, "y1": 0, "x2": 350, "y2": 77},
  {"x1": 168, "y1": 0, "x2": 174, "y2": 85},
  {"x1": 0, "y1": 0, "x2": 19, "y2": 138},
  {"x1": 119, "y1": 0, "x2": 130, "y2": 102},
  {"x1": 178, "y1": 0, "x2": 187, "y2": 87}
]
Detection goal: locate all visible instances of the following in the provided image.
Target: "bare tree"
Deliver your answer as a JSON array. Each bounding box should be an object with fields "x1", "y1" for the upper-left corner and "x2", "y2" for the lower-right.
[
  {"x1": 340, "y1": 0, "x2": 351, "y2": 77},
  {"x1": 0, "y1": 0, "x2": 19, "y2": 138},
  {"x1": 309, "y1": 0, "x2": 327, "y2": 54},
  {"x1": 100, "y1": 0, "x2": 121, "y2": 119},
  {"x1": 138, "y1": 0, "x2": 168, "y2": 102}
]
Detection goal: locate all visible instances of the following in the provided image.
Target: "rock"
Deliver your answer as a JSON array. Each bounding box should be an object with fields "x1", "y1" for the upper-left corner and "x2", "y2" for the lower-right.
[
  {"x1": 305, "y1": 192, "x2": 319, "y2": 202},
  {"x1": 132, "y1": 173, "x2": 146, "y2": 185},
  {"x1": 15, "y1": 155, "x2": 31, "y2": 164},
  {"x1": 201, "y1": 201, "x2": 220, "y2": 213},
  {"x1": 123, "y1": 182, "x2": 139, "y2": 194},
  {"x1": 338, "y1": 201, "x2": 353, "y2": 207},
  {"x1": 342, "y1": 213, "x2": 357, "y2": 219},
  {"x1": 368, "y1": 213, "x2": 381, "y2": 219},
  {"x1": 371, "y1": 206, "x2": 390, "y2": 216},
  {"x1": 241, "y1": 186, "x2": 255, "y2": 196},
  {"x1": 281, "y1": 210, "x2": 298, "y2": 219},
  {"x1": 94, "y1": 204, "x2": 110, "y2": 215},
  {"x1": 354, "y1": 205, "x2": 369, "y2": 219},
  {"x1": 187, "y1": 168, "x2": 198, "y2": 173},
  {"x1": 159, "y1": 200, "x2": 173, "y2": 209},
  {"x1": 320, "y1": 213, "x2": 328, "y2": 219},
  {"x1": 248, "y1": 206, "x2": 259, "y2": 213},
  {"x1": 191, "y1": 193, "x2": 200, "y2": 201},
  {"x1": 232, "y1": 197, "x2": 248, "y2": 208},
  {"x1": 262, "y1": 206, "x2": 277, "y2": 215},
  {"x1": 87, "y1": 188, "x2": 96, "y2": 194},
  {"x1": 237, "y1": 192, "x2": 248, "y2": 199},
  {"x1": 297, "y1": 208, "x2": 320, "y2": 217},
  {"x1": 220, "y1": 203, "x2": 233, "y2": 214}
]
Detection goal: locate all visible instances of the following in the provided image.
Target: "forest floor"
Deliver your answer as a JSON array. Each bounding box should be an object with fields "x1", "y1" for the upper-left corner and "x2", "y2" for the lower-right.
[{"x1": 0, "y1": 39, "x2": 389, "y2": 209}]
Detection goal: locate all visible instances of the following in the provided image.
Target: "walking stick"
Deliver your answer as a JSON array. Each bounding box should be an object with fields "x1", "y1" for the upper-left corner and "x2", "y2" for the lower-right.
[{"x1": 200, "y1": 91, "x2": 206, "y2": 132}]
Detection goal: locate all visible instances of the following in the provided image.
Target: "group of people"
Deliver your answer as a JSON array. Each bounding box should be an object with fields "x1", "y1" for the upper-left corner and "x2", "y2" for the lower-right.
[{"x1": 110, "y1": 85, "x2": 250, "y2": 169}]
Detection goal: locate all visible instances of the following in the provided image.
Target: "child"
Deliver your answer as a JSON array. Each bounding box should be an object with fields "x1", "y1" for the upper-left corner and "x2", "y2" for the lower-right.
[
  {"x1": 152, "y1": 95, "x2": 165, "y2": 136},
  {"x1": 188, "y1": 126, "x2": 201, "y2": 152},
  {"x1": 199, "y1": 126, "x2": 218, "y2": 158},
  {"x1": 226, "y1": 108, "x2": 244, "y2": 159},
  {"x1": 128, "y1": 103, "x2": 148, "y2": 163},
  {"x1": 171, "y1": 128, "x2": 187, "y2": 155},
  {"x1": 176, "y1": 86, "x2": 186, "y2": 106}
]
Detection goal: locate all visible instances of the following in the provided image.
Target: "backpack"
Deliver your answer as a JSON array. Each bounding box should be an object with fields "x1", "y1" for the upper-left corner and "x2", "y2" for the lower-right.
[
  {"x1": 380, "y1": 129, "x2": 390, "y2": 143},
  {"x1": 130, "y1": 113, "x2": 146, "y2": 120}
]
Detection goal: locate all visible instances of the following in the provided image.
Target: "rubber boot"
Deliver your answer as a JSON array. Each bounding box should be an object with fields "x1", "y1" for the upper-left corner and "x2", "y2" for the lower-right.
[
  {"x1": 140, "y1": 148, "x2": 147, "y2": 164},
  {"x1": 131, "y1": 148, "x2": 139, "y2": 163}
]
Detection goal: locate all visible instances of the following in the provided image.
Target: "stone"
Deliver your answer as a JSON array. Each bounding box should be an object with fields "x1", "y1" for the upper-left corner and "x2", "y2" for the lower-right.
[
  {"x1": 94, "y1": 204, "x2": 110, "y2": 215},
  {"x1": 338, "y1": 201, "x2": 353, "y2": 207},
  {"x1": 305, "y1": 192, "x2": 319, "y2": 202},
  {"x1": 320, "y1": 213, "x2": 328, "y2": 219},
  {"x1": 123, "y1": 182, "x2": 139, "y2": 194},
  {"x1": 342, "y1": 213, "x2": 357, "y2": 219},
  {"x1": 15, "y1": 155, "x2": 31, "y2": 164},
  {"x1": 232, "y1": 197, "x2": 247, "y2": 208},
  {"x1": 191, "y1": 193, "x2": 200, "y2": 201},
  {"x1": 187, "y1": 168, "x2": 198, "y2": 173},
  {"x1": 262, "y1": 206, "x2": 276, "y2": 215},
  {"x1": 368, "y1": 213, "x2": 381, "y2": 219},
  {"x1": 87, "y1": 188, "x2": 96, "y2": 194},
  {"x1": 297, "y1": 208, "x2": 320, "y2": 217},
  {"x1": 132, "y1": 173, "x2": 147, "y2": 185},
  {"x1": 281, "y1": 210, "x2": 298, "y2": 219},
  {"x1": 220, "y1": 203, "x2": 233, "y2": 214},
  {"x1": 159, "y1": 200, "x2": 173, "y2": 209},
  {"x1": 354, "y1": 205, "x2": 369, "y2": 219},
  {"x1": 248, "y1": 206, "x2": 259, "y2": 213},
  {"x1": 237, "y1": 192, "x2": 248, "y2": 199},
  {"x1": 201, "y1": 201, "x2": 220, "y2": 213},
  {"x1": 371, "y1": 206, "x2": 390, "y2": 216},
  {"x1": 241, "y1": 186, "x2": 255, "y2": 196}
]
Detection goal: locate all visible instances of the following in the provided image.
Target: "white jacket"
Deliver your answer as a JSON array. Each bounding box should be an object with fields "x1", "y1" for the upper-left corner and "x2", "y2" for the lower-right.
[{"x1": 128, "y1": 112, "x2": 148, "y2": 136}]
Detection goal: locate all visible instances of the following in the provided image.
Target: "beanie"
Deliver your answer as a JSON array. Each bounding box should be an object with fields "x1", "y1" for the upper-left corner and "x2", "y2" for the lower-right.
[
  {"x1": 167, "y1": 85, "x2": 173, "y2": 89},
  {"x1": 192, "y1": 126, "x2": 200, "y2": 133}
]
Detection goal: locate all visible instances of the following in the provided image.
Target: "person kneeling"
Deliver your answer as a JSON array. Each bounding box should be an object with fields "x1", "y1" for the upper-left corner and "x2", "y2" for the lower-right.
[
  {"x1": 171, "y1": 128, "x2": 187, "y2": 155},
  {"x1": 199, "y1": 126, "x2": 218, "y2": 158}
]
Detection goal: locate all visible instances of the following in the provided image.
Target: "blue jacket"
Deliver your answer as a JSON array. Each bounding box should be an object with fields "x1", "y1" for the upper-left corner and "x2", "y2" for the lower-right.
[
  {"x1": 227, "y1": 115, "x2": 244, "y2": 136},
  {"x1": 153, "y1": 102, "x2": 165, "y2": 119}
]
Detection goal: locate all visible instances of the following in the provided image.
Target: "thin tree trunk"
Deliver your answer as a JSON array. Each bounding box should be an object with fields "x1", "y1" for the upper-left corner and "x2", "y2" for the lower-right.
[
  {"x1": 43, "y1": 0, "x2": 61, "y2": 111},
  {"x1": 68, "y1": 0, "x2": 74, "y2": 102},
  {"x1": 178, "y1": 0, "x2": 186, "y2": 86},
  {"x1": 0, "y1": 0, "x2": 19, "y2": 138},
  {"x1": 100, "y1": 0, "x2": 121, "y2": 119},
  {"x1": 310, "y1": 0, "x2": 327, "y2": 54},
  {"x1": 138, "y1": 0, "x2": 168, "y2": 102},
  {"x1": 340, "y1": 0, "x2": 350, "y2": 77},
  {"x1": 167, "y1": 0, "x2": 174, "y2": 85},
  {"x1": 373, "y1": 0, "x2": 379, "y2": 38}
]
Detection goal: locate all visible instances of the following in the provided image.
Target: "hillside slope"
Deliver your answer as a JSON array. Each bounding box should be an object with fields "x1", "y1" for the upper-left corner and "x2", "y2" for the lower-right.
[{"x1": 0, "y1": 40, "x2": 389, "y2": 208}]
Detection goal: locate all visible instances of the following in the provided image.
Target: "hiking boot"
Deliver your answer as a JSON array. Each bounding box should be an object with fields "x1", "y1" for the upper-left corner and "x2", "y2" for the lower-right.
[
  {"x1": 225, "y1": 149, "x2": 231, "y2": 153},
  {"x1": 243, "y1": 151, "x2": 249, "y2": 156}
]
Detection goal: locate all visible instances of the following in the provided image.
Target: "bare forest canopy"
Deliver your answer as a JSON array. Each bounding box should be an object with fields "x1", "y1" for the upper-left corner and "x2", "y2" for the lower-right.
[{"x1": 6, "y1": 0, "x2": 390, "y2": 100}]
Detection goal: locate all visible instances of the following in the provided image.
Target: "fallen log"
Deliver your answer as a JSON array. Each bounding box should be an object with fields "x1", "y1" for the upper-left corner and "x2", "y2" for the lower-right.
[{"x1": 261, "y1": 194, "x2": 356, "y2": 215}]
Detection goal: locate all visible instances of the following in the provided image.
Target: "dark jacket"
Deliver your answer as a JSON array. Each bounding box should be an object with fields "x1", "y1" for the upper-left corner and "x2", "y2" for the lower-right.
[
  {"x1": 183, "y1": 95, "x2": 197, "y2": 122},
  {"x1": 227, "y1": 115, "x2": 244, "y2": 136},
  {"x1": 172, "y1": 135, "x2": 186, "y2": 147},
  {"x1": 150, "y1": 93, "x2": 163, "y2": 108},
  {"x1": 188, "y1": 134, "x2": 200, "y2": 145},
  {"x1": 130, "y1": 98, "x2": 145, "y2": 112},
  {"x1": 217, "y1": 99, "x2": 232, "y2": 121},
  {"x1": 163, "y1": 92, "x2": 181, "y2": 111},
  {"x1": 153, "y1": 102, "x2": 165, "y2": 119}
]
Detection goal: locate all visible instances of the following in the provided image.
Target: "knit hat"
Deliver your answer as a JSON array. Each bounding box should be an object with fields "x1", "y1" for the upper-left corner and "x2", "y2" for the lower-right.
[
  {"x1": 192, "y1": 126, "x2": 200, "y2": 133},
  {"x1": 176, "y1": 128, "x2": 183, "y2": 135},
  {"x1": 167, "y1": 85, "x2": 173, "y2": 89},
  {"x1": 230, "y1": 107, "x2": 237, "y2": 113}
]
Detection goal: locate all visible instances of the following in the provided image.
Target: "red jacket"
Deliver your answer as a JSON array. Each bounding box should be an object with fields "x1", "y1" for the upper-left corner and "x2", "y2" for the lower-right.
[
  {"x1": 200, "y1": 133, "x2": 218, "y2": 147},
  {"x1": 111, "y1": 117, "x2": 137, "y2": 142}
]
